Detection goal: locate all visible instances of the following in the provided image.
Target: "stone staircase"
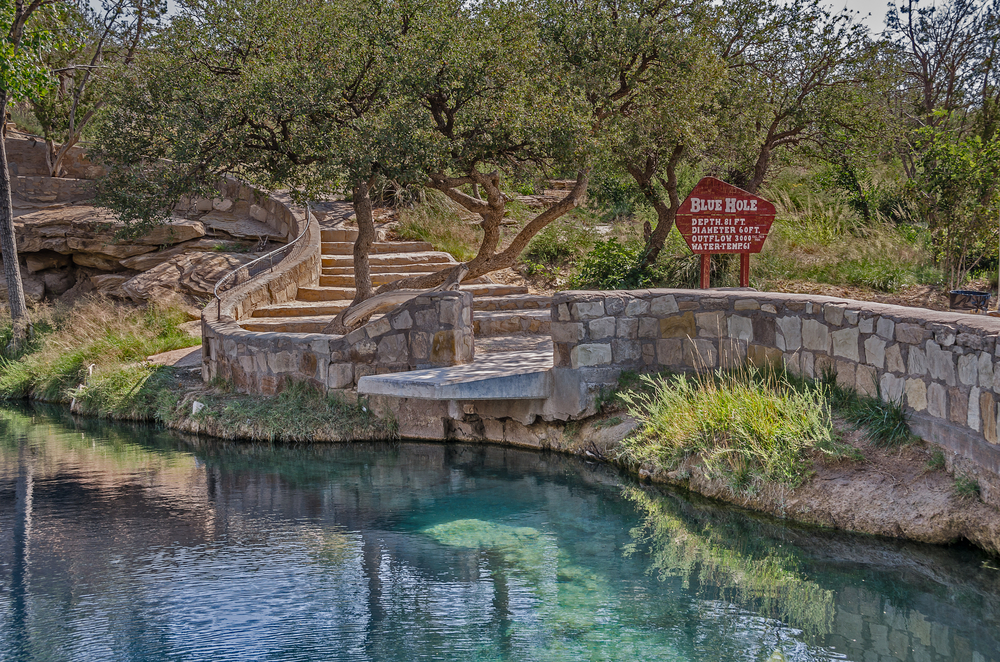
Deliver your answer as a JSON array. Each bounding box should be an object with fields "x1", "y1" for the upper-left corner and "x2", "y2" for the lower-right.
[{"x1": 241, "y1": 226, "x2": 553, "y2": 340}]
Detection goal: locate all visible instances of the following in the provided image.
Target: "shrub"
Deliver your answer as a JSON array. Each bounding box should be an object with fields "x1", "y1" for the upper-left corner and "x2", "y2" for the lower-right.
[
  {"x1": 568, "y1": 238, "x2": 658, "y2": 290},
  {"x1": 522, "y1": 220, "x2": 596, "y2": 277}
]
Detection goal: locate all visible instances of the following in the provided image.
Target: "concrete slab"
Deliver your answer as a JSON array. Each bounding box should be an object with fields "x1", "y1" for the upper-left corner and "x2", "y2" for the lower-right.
[
  {"x1": 357, "y1": 348, "x2": 553, "y2": 400},
  {"x1": 147, "y1": 345, "x2": 202, "y2": 368}
]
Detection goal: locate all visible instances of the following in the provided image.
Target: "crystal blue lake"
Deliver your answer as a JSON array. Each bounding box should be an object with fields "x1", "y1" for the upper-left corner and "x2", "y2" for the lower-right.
[{"x1": 0, "y1": 404, "x2": 997, "y2": 661}]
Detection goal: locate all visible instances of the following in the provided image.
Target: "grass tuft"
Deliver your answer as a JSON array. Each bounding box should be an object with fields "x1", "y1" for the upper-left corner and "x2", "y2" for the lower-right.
[
  {"x1": 190, "y1": 381, "x2": 395, "y2": 442},
  {"x1": 619, "y1": 364, "x2": 848, "y2": 493},
  {"x1": 821, "y1": 370, "x2": 915, "y2": 448},
  {"x1": 926, "y1": 449, "x2": 946, "y2": 471},
  {"x1": 954, "y1": 474, "x2": 981, "y2": 499}
]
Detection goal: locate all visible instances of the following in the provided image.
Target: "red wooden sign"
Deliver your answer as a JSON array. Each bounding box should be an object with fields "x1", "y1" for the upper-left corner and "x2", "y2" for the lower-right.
[{"x1": 674, "y1": 177, "x2": 776, "y2": 288}]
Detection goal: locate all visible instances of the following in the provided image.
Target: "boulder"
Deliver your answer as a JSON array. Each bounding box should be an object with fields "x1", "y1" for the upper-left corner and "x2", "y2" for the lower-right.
[
  {"x1": 66, "y1": 236, "x2": 155, "y2": 259},
  {"x1": 90, "y1": 273, "x2": 134, "y2": 298},
  {"x1": 0, "y1": 269, "x2": 45, "y2": 303},
  {"x1": 42, "y1": 269, "x2": 76, "y2": 295},
  {"x1": 134, "y1": 218, "x2": 206, "y2": 245},
  {"x1": 118, "y1": 245, "x2": 187, "y2": 271},
  {"x1": 122, "y1": 251, "x2": 255, "y2": 316},
  {"x1": 25, "y1": 250, "x2": 70, "y2": 272},
  {"x1": 73, "y1": 253, "x2": 124, "y2": 271}
]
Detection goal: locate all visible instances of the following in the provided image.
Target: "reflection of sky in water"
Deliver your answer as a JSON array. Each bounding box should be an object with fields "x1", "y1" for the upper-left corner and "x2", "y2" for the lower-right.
[{"x1": 0, "y1": 405, "x2": 997, "y2": 662}]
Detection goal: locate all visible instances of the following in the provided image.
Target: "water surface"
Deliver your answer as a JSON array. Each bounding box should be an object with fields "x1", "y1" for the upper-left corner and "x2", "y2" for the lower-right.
[{"x1": 0, "y1": 405, "x2": 997, "y2": 661}]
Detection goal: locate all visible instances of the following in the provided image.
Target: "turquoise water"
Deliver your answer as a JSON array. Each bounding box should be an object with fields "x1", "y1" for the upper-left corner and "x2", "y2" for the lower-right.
[{"x1": 0, "y1": 405, "x2": 997, "y2": 662}]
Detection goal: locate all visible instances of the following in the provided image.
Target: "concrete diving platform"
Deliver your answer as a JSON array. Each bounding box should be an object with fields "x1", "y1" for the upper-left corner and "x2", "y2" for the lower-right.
[{"x1": 357, "y1": 347, "x2": 553, "y2": 400}]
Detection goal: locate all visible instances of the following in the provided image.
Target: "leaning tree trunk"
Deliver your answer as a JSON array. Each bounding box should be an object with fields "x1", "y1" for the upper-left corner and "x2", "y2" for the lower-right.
[
  {"x1": 349, "y1": 175, "x2": 378, "y2": 307},
  {"x1": 0, "y1": 93, "x2": 32, "y2": 351},
  {"x1": 625, "y1": 144, "x2": 683, "y2": 269}
]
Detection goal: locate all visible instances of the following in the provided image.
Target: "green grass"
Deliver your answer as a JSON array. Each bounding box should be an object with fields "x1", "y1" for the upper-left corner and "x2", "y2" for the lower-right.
[
  {"x1": 191, "y1": 381, "x2": 395, "y2": 442},
  {"x1": 0, "y1": 298, "x2": 199, "y2": 416},
  {"x1": 820, "y1": 369, "x2": 916, "y2": 448},
  {"x1": 395, "y1": 189, "x2": 482, "y2": 262},
  {"x1": 522, "y1": 219, "x2": 596, "y2": 278},
  {"x1": 619, "y1": 364, "x2": 854, "y2": 494},
  {"x1": 954, "y1": 474, "x2": 981, "y2": 499},
  {"x1": 926, "y1": 449, "x2": 946, "y2": 471}
]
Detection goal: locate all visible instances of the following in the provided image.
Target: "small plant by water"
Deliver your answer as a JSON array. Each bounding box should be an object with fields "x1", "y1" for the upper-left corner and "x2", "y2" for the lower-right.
[
  {"x1": 820, "y1": 369, "x2": 915, "y2": 448},
  {"x1": 954, "y1": 474, "x2": 982, "y2": 499}
]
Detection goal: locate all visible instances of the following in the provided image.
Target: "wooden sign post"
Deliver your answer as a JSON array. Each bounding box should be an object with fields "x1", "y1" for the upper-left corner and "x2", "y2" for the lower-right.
[{"x1": 675, "y1": 177, "x2": 776, "y2": 289}]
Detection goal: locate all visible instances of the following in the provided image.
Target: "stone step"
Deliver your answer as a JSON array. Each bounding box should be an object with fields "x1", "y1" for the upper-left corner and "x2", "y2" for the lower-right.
[
  {"x1": 240, "y1": 316, "x2": 338, "y2": 333},
  {"x1": 296, "y1": 286, "x2": 356, "y2": 301},
  {"x1": 322, "y1": 251, "x2": 455, "y2": 267},
  {"x1": 320, "y1": 228, "x2": 359, "y2": 242},
  {"x1": 474, "y1": 310, "x2": 551, "y2": 336},
  {"x1": 474, "y1": 295, "x2": 552, "y2": 311},
  {"x1": 321, "y1": 241, "x2": 435, "y2": 255},
  {"x1": 461, "y1": 284, "x2": 530, "y2": 296},
  {"x1": 323, "y1": 262, "x2": 452, "y2": 275},
  {"x1": 319, "y1": 272, "x2": 437, "y2": 287},
  {"x1": 250, "y1": 301, "x2": 350, "y2": 318}
]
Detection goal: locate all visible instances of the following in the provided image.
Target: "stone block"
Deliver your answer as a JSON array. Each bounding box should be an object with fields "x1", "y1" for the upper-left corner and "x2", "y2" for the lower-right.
[
  {"x1": 927, "y1": 382, "x2": 947, "y2": 419},
  {"x1": 981, "y1": 391, "x2": 997, "y2": 443},
  {"x1": 642, "y1": 342, "x2": 656, "y2": 365},
  {"x1": 931, "y1": 324, "x2": 957, "y2": 346},
  {"x1": 814, "y1": 354, "x2": 834, "y2": 378},
  {"x1": 856, "y1": 365, "x2": 877, "y2": 396},
  {"x1": 557, "y1": 303, "x2": 570, "y2": 321},
  {"x1": 783, "y1": 351, "x2": 800, "y2": 374},
  {"x1": 858, "y1": 316, "x2": 874, "y2": 334},
  {"x1": 728, "y1": 315, "x2": 753, "y2": 341},
  {"x1": 438, "y1": 298, "x2": 462, "y2": 326},
  {"x1": 267, "y1": 350, "x2": 297, "y2": 374},
  {"x1": 880, "y1": 373, "x2": 905, "y2": 403},
  {"x1": 625, "y1": 299, "x2": 649, "y2": 316},
  {"x1": 430, "y1": 330, "x2": 461, "y2": 364},
  {"x1": 979, "y1": 351, "x2": 994, "y2": 387},
  {"x1": 745, "y1": 317, "x2": 770, "y2": 346},
  {"x1": 747, "y1": 344, "x2": 783, "y2": 368},
  {"x1": 392, "y1": 310, "x2": 413, "y2": 330},
  {"x1": 617, "y1": 317, "x2": 638, "y2": 338},
  {"x1": 761, "y1": 303, "x2": 778, "y2": 313},
  {"x1": 638, "y1": 317, "x2": 659, "y2": 338},
  {"x1": 831, "y1": 327, "x2": 860, "y2": 361},
  {"x1": 366, "y1": 316, "x2": 392, "y2": 339},
  {"x1": 802, "y1": 319, "x2": 830, "y2": 352},
  {"x1": 719, "y1": 338, "x2": 747, "y2": 368},
  {"x1": 824, "y1": 304, "x2": 845, "y2": 326},
  {"x1": 969, "y1": 386, "x2": 981, "y2": 431},
  {"x1": 905, "y1": 379, "x2": 928, "y2": 411},
  {"x1": 551, "y1": 322, "x2": 585, "y2": 343},
  {"x1": 684, "y1": 338, "x2": 718, "y2": 368},
  {"x1": 734, "y1": 299, "x2": 759, "y2": 310},
  {"x1": 605, "y1": 297, "x2": 626, "y2": 315},
  {"x1": 612, "y1": 339, "x2": 642, "y2": 363},
  {"x1": 571, "y1": 343, "x2": 612, "y2": 367},
  {"x1": 656, "y1": 339, "x2": 683, "y2": 366},
  {"x1": 328, "y1": 363, "x2": 353, "y2": 389},
  {"x1": 377, "y1": 333, "x2": 408, "y2": 363},
  {"x1": 415, "y1": 309, "x2": 437, "y2": 329},
  {"x1": 886, "y1": 343, "x2": 905, "y2": 373},
  {"x1": 896, "y1": 322, "x2": 929, "y2": 344},
  {"x1": 776, "y1": 316, "x2": 802, "y2": 351},
  {"x1": 572, "y1": 300, "x2": 605, "y2": 320},
  {"x1": 801, "y1": 351, "x2": 815, "y2": 378},
  {"x1": 660, "y1": 312, "x2": 696, "y2": 339},
  {"x1": 957, "y1": 332, "x2": 985, "y2": 351},
  {"x1": 949, "y1": 387, "x2": 969, "y2": 425},
  {"x1": 876, "y1": 316, "x2": 895, "y2": 339},
  {"x1": 410, "y1": 332, "x2": 431, "y2": 360},
  {"x1": 696, "y1": 311, "x2": 726, "y2": 337},
  {"x1": 908, "y1": 345, "x2": 928, "y2": 376},
  {"x1": 844, "y1": 310, "x2": 859, "y2": 325},
  {"x1": 350, "y1": 339, "x2": 377, "y2": 362},
  {"x1": 589, "y1": 316, "x2": 616, "y2": 339},
  {"x1": 958, "y1": 353, "x2": 978, "y2": 386},
  {"x1": 926, "y1": 342, "x2": 956, "y2": 385},
  {"x1": 650, "y1": 295, "x2": 679, "y2": 315},
  {"x1": 864, "y1": 336, "x2": 886, "y2": 369},
  {"x1": 835, "y1": 361, "x2": 856, "y2": 390}
]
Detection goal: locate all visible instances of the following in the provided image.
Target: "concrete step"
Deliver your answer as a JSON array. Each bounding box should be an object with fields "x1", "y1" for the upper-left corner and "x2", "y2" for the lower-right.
[
  {"x1": 322, "y1": 251, "x2": 456, "y2": 267},
  {"x1": 250, "y1": 301, "x2": 350, "y2": 318},
  {"x1": 460, "y1": 284, "x2": 530, "y2": 296},
  {"x1": 474, "y1": 295, "x2": 552, "y2": 311},
  {"x1": 320, "y1": 228, "x2": 359, "y2": 242},
  {"x1": 321, "y1": 241, "x2": 435, "y2": 255},
  {"x1": 357, "y1": 347, "x2": 553, "y2": 400},
  {"x1": 474, "y1": 310, "x2": 551, "y2": 336},
  {"x1": 296, "y1": 286, "x2": 355, "y2": 301}
]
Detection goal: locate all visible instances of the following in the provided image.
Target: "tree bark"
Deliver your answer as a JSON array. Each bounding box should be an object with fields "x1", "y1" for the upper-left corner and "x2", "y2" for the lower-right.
[
  {"x1": 625, "y1": 145, "x2": 683, "y2": 268},
  {"x1": 350, "y1": 174, "x2": 379, "y2": 307},
  {"x1": 0, "y1": 93, "x2": 32, "y2": 351}
]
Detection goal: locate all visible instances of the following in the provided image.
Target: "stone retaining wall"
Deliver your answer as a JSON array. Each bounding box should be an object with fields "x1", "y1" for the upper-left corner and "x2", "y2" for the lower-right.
[
  {"x1": 551, "y1": 288, "x2": 1000, "y2": 506},
  {"x1": 203, "y1": 290, "x2": 474, "y2": 394},
  {"x1": 14, "y1": 175, "x2": 95, "y2": 203},
  {"x1": 4, "y1": 133, "x2": 103, "y2": 179}
]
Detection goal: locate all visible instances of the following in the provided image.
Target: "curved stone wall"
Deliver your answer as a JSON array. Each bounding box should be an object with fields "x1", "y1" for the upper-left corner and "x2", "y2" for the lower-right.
[{"x1": 551, "y1": 288, "x2": 1000, "y2": 507}]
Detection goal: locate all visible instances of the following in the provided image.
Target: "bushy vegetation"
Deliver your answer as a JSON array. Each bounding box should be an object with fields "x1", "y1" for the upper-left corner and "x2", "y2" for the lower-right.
[
  {"x1": 0, "y1": 298, "x2": 198, "y2": 416},
  {"x1": 618, "y1": 362, "x2": 909, "y2": 494}
]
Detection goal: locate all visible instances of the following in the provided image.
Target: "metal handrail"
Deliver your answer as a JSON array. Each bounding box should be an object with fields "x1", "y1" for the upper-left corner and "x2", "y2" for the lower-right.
[{"x1": 213, "y1": 202, "x2": 313, "y2": 317}]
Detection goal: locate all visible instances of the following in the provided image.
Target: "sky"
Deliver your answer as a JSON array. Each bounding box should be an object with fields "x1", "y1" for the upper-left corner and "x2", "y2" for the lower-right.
[{"x1": 837, "y1": 0, "x2": 894, "y2": 32}]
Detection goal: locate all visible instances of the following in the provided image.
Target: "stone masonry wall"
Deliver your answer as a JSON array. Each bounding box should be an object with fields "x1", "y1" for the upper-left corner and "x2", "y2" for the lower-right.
[
  {"x1": 203, "y1": 290, "x2": 474, "y2": 394},
  {"x1": 551, "y1": 288, "x2": 1000, "y2": 507},
  {"x1": 13, "y1": 175, "x2": 95, "y2": 203}
]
